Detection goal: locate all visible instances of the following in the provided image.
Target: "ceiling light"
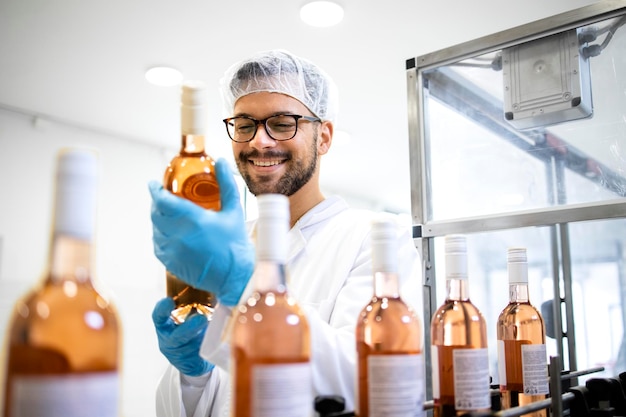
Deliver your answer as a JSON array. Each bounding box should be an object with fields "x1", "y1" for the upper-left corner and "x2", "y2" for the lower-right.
[
  {"x1": 145, "y1": 66, "x2": 183, "y2": 87},
  {"x1": 300, "y1": 1, "x2": 344, "y2": 27}
]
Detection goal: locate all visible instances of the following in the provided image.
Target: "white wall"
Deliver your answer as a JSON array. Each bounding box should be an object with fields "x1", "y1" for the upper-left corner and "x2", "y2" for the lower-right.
[{"x1": 0, "y1": 109, "x2": 170, "y2": 417}]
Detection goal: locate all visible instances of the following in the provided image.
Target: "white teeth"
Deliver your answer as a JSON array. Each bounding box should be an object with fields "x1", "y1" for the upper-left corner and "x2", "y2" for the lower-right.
[{"x1": 253, "y1": 160, "x2": 281, "y2": 167}]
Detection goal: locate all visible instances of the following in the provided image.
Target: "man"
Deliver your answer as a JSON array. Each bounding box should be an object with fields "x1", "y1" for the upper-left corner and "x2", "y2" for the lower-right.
[{"x1": 149, "y1": 49, "x2": 423, "y2": 417}]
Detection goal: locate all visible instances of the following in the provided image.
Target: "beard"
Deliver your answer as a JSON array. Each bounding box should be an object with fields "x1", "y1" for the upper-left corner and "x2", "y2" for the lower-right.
[{"x1": 236, "y1": 128, "x2": 319, "y2": 197}]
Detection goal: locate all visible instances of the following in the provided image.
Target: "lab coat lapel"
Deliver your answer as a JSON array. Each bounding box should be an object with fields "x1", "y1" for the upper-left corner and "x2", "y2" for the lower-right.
[{"x1": 286, "y1": 195, "x2": 349, "y2": 265}]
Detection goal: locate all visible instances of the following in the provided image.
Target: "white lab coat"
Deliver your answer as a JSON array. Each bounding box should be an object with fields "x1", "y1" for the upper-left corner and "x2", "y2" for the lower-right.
[{"x1": 156, "y1": 195, "x2": 424, "y2": 417}]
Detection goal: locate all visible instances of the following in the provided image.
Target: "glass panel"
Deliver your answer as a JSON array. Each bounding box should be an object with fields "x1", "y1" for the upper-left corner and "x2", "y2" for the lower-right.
[
  {"x1": 431, "y1": 218, "x2": 626, "y2": 384},
  {"x1": 427, "y1": 99, "x2": 549, "y2": 221},
  {"x1": 568, "y1": 218, "x2": 626, "y2": 382},
  {"x1": 432, "y1": 228, "x2": 557, "y2": 381},
  {"x1": 564, "y1": 166, "x2": 618, "y2": 204},
  {"x1": 422, "y1": 15, "x2": 626, "y2": 223}
]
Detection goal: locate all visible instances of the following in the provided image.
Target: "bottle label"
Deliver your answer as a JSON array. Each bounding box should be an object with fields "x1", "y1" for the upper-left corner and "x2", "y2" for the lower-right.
[
  {"x1": 430, "y1": 346, "x2": 440, "y2": 399},
  {"x1": 367, "y1": 354, "x2": 425, "y2": 416},
  {"x1": 181, "y1": 173, "x2": 219, "y2": 205},
  {"x1": 497, "y1": 339, "x2": 507, "y2": 386},
  {"x1": 252, "y1": 362, "x2": 312, "y2": 417},
  {"x1": 452, "y1": 348, "x2": 490, "y2": 410},
  {"x1": 9, "y1": 371, "x2": 119, "y2": 417},
  {"x1": 521, "y1": 344, "x2": 549, "y2": 395}
]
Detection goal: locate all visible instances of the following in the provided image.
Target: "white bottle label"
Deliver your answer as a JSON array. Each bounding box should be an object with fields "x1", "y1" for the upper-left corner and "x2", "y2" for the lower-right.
[
  {"x1": 452, "y1": 348, "x2": 490, "y2": 410},
  {"x1": 430, "y1": 346, "x2": 440, "y2": 399},
  {"x1": 521, "y1": 344, "x2": 549, "y2": 395},
  {"x1": 252, "y1": 362, "x2": 312, "y2": 417},
  {"x1": 367, "y1": 354, "x2": 425, "y2": 417},
  {"x1": 497, "y1": 339, "x2": 506, "y2": 386},
  {"x1": 10, "y1": 372, "x2": 119, "y2": 417}
]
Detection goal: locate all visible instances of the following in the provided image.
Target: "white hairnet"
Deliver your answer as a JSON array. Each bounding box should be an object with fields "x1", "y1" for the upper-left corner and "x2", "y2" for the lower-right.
[{"x1": 220, "y1": 49, "x2": 338, "y2": 122}]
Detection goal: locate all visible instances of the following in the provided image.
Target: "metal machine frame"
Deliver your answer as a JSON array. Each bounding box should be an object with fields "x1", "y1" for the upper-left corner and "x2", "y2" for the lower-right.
[{"x1": 406, "y1": 0, "x2": 626, "y2": 405}]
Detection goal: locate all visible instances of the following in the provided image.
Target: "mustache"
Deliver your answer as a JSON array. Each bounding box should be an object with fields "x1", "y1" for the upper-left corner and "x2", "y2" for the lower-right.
[{"x1": 238, "y1": 149, "x2": 291, "y2": 161}]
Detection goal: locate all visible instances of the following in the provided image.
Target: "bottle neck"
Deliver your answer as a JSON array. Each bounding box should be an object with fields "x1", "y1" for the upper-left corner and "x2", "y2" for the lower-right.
[
  {"x1": 253, "y1": 195, "x2": 289, "y2": 294},
  {"x1": 180, "y1": 134, "x2": 206, "y2": 155},
  {"x1": 445, "y1": 247, "x2": 470, "y2": 301},
  {"x1": 180, "y1": 84, "x2": 207, "y2": 155},
  {"x1": 374, "y1": 271, "x2": 400, "y2": 298},
  {"x1": 446, "y1": 278, "x2": 471, "y2": 301},
  {"x1": 48, "y1": 149, "x2": 98, "y2": 284},
  {"x1": 252, "y1": 261, "x2": 287, "y2": 294},
  {"x1": 508, "y1": 257, "x2": 529, "y2": 303},
  {"x1": 371, "y1": 224, "x2": 400, "y2": 298},
  {"x1": 49, "y1": 233, "x2": 93, "y2": 284},
  {"x1": 509, "y1": 283, "x2": 530, "y2": 303}
]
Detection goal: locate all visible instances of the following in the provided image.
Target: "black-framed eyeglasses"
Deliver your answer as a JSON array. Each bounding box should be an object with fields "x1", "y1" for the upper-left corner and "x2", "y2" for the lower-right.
[{"x1": 223, "y1": 114, "x2": 321, "y2": 143}]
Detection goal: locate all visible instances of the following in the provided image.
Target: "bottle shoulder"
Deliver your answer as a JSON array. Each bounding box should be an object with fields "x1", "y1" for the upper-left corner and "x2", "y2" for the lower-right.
[
  {"x1": 433, "y1": 298, "x2": 485, "y2": 320},
  {"x1": 356, "y1": 297, "x2": 422, "y2": 352},
  {"x1": 236, "y1": 291, "x2": 308, "y2": 323},
  {"x1": 359, "y1": 297, "x2": 421, "y2": 323},
  {"x1": 498, "y1": 301, "x2": 541, "y2": 314},
  {"x1": 431, "y1": 299, "x2": 488, "y2": 347},
  {"x1": 6, "y1": 281, "x2": 121, "y2": 372},
  {"x1": 167, "y1": 152, "x2": 216, "y2": 165},
  {"x1": 497, "y1": 302, "x2": 545, "y2": 340},
  {"x1": 232, "y1": 291, "x2": 310, "y2": 360},
  {"x1": 12, "y1": 280, "x2": 119, "y2": 322},
  {"x1": 497, "y1": 302, "x2": 543, "y2": 323},
  {"x1": 164, "y1": 155, "x2": 218, "y2": 182}
]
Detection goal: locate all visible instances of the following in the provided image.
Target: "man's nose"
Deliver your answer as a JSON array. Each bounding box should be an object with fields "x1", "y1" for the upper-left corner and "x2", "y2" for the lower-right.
[{"x1": 248, "y1": 123, "x2": 277, "y2": 148}]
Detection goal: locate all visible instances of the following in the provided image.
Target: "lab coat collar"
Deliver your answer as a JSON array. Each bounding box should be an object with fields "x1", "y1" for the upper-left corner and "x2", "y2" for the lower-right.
[
  {"x1": 292, "y1": 195, "x2": 349, "y2": 231},
  {"x1": 247, "y1": 195, "x2": 349, "y2": 264},
  {"x1": 287, "y1": 195, "x2": 348, "y2": 263}
]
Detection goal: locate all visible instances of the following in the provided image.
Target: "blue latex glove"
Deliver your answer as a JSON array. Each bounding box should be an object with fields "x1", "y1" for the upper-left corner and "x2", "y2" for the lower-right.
[
  {"x1": 152, "y1": 297, "x2": 214, "y2": 376},
  {"x1": 149, "y1": 158, "x2": 255, "y2": 306}
]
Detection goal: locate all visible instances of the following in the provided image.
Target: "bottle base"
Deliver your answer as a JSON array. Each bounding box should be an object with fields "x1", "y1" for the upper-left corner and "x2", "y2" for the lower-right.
[{"x1": 170, "y1": 303, "x2": 215, "y2": 324}]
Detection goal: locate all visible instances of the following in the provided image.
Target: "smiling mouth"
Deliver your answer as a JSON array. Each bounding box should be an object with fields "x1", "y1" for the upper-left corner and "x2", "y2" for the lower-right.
[{"x1": 250, "y1": 159, "x2": 286, "y2": 167}]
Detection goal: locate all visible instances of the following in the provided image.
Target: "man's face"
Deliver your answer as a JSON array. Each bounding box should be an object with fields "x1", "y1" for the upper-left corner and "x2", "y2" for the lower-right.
[{"x1": 231, "y1": 92, "x2": 320, "y2": 196}]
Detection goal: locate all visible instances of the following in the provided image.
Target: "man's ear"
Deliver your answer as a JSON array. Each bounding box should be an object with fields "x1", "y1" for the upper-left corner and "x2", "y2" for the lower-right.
[{"x1": 318, "y1": 121, "x2": 333, "y2": 155}]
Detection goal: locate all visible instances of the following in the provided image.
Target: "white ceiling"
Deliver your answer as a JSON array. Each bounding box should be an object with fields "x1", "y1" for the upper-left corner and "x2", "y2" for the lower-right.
[{"x1": 0, "y1": 0, "x2": 600, "y2": 213}]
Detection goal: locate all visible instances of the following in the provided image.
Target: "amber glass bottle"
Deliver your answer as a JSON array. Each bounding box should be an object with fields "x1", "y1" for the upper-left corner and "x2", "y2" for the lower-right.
[
  {"x1": 2, "y1": 149, "x2": 121, "y2": 417},
  {"x1": 163, "y1": 80, "x2": 220, "y2": 324},
  {"x1": 231, "y1": 194, "x2": 312, "y2": 417},
  {"x1": 430, "y1": 235, "x2": 490, "y2": 417},
  {"x1": 497, "y1": 247, "x2": 548, "y2": 416},
  {"x1": 356, "y1": 217, "x2": 424, "y2": 417}
]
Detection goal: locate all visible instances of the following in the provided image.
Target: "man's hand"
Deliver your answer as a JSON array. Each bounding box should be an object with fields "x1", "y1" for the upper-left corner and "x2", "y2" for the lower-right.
[
  {"x1": 149, "y1": 158, "x2": 255, "y2": 306},
  {"x1": 152, "y1": 298, "x2": 214, "y2": 376}
]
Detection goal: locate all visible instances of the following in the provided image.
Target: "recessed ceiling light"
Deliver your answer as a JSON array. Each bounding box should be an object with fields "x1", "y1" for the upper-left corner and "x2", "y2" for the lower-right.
[
  {"x1": 300, "y1": 1, "x2": 344, "y2": 27},
  {"x1": 145, "y1": 66, "x2": 183, "y2": 87}
]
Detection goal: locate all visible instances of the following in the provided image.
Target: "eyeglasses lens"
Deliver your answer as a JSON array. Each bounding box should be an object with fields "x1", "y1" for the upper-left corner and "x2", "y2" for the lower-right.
[{"x1": 228, "y1": 115, "x2": 299, "y2": 142}]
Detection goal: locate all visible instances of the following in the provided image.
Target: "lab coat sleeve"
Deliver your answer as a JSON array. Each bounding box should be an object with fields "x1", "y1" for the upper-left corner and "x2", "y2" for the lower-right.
[
  {"x1": 155, "y1": 365, "x2": 185, "y2": 417},
  {"x1": 155, "y1": 362, "x2": 230, "y2": 417},
  {"x1": 302, "y1": 274, "x2": 371, "y2": 412}
]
